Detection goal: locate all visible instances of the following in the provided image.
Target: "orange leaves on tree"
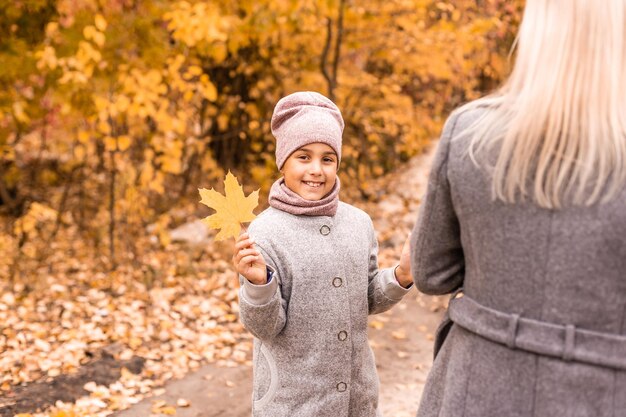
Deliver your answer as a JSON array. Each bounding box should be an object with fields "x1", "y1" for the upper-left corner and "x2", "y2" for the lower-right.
[{"x1": 199, "y1": 171, "x2": 259, "y2": 241}]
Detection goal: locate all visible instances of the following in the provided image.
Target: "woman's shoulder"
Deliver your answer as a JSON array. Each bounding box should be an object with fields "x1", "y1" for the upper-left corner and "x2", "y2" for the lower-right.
[{"x1": 444, "y1": 101, "x2": 494, "y2": 138}]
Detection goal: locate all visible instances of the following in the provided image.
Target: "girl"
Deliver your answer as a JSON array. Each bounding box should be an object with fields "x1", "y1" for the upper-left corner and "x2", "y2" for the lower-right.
[
  {"x1": 411, "y1": 0, "x2": 626, "y2": 416},
  {"x1": 233, "y1": 91, "x2": 413, "y2": 417}
]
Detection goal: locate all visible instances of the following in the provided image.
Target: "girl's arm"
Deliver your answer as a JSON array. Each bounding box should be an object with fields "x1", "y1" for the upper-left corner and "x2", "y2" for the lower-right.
[{"x1": 233, "y1": 233, "x2": 287, "y2": 340}]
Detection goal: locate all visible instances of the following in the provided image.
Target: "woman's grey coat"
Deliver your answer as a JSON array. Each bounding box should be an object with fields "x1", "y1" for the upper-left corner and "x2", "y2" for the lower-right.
[
  {"x1": 239, "y1": 202, "x2": 410, "y2": 417},
  {"x1": 410, "y1": 106, "x2": 626, "y2": 417}
]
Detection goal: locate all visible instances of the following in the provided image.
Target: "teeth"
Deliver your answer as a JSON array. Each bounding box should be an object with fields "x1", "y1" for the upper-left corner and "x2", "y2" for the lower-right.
[{"x1": 304, "y1": 181, "x2": 322, "y2": 187}]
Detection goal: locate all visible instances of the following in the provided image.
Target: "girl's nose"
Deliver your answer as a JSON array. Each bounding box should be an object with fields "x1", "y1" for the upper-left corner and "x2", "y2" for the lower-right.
[{"x1": 308, "y1": 160, "x2": 322, "y2": 175}]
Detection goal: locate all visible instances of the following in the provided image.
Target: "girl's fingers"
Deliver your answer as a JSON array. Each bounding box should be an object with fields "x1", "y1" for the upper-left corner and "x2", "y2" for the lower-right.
[
  {"x1": 234, "y1": 237, "x2": 256, "y2": 251},
  {"x1": 234, "y1": 239, "x2": 250, "y2": 251},
  {"x1": 233, "y1": 248, "x2": 260, "y2": 264},
  {"x1": 232, "y1": 233, "x2": 262, "y2": 275},
  {"x1": 236, "y1": 248, "x2": 260, "y2": 258},
  {"x1": 238, "y1": 254, "x2": 260, "y2": 268}
]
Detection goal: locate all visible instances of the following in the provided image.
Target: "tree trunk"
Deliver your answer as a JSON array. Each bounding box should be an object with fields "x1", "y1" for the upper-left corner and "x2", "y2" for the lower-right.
[{"x1": 108, "y1": 151, "x2": 117, "y2": 271}]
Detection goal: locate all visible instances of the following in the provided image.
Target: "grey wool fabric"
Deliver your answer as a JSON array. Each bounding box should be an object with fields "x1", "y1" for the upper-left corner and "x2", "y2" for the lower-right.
[
  {"x1": 410, "y1": 105, "x2": 626, "y2": 417},
  {"x1": 239, "y1": 202, "x2": 411, "y2": 417}
]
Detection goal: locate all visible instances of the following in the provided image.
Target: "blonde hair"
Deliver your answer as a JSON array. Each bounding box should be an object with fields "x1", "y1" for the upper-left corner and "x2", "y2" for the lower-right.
[{"x1": 466, "y1": 0, "x2": 626, "y2": 209}]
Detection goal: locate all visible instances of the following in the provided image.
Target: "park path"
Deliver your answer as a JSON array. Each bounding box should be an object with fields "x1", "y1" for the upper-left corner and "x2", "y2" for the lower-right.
[{"x1": 115, "y1": 145, "x2": 443, "y2": 417}]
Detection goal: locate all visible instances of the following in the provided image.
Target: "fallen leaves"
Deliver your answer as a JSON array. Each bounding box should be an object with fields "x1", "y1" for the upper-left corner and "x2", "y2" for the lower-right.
[
  {"x1": 0, "y1": 145, "x2": 438, "y2": 416},
  {"x1": 391, "y1": 330, "x2": 407, "y2": 340},
  {"x1": 151, "y1": 400, "x2": 176, "y2": 415},
  {"x1": 199, "y1": 172, "x2": 259, "y2": 241},
  {"x1": 0, "y1": 251, "x2": 252, "y2": 416},
  {"x1": 177, "y1": 398, "x2": 190, "y2": 407},
  {"x1": 369, "y1": 320, "x2": 385, "y2": 330}
]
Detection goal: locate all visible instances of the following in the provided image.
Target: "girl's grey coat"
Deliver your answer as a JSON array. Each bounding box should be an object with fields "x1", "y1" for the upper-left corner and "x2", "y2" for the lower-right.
[
  {"x1": 411, "y1": 106, "x2": 626, "y2": 417},
  {"x1": 239, "y1": 202, "x2": 410, "y2": 417}
]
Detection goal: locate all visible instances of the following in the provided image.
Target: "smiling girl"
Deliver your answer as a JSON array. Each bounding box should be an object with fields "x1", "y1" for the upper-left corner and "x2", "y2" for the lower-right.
[{"x1": 232, "y1": 91, "x2": 413, "y2": 417}]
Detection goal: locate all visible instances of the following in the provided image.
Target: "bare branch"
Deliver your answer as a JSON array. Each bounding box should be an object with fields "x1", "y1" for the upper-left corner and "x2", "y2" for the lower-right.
[
  {"x1": 321, "y1": 17, "x2": 334, "y2": 100},
  {"x1": 331, "y1": 0, "x2": 346, "y2": 89}
]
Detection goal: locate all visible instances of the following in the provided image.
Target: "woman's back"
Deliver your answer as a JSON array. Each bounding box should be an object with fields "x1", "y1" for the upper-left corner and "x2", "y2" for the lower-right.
[
  {"x1": 413, "y1": 106, "x2": 626, "y2": 417},
  {"x1": 413, "y1": 1, "x2": 626, "y2": 415},
  {"x1": 454, "y1": 107, "x2": 625, "y2": 325}
]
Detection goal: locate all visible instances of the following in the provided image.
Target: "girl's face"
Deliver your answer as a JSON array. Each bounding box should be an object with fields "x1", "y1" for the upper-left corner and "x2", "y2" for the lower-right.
[{"x1": 281, "y1": 142, "x2": 338, "y2": 201}]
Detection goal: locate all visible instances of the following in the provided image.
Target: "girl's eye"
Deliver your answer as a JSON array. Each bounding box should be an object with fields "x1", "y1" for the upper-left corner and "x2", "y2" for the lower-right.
[{"x1": 323, "y1": 157, "x2": 335, "y2": 163}]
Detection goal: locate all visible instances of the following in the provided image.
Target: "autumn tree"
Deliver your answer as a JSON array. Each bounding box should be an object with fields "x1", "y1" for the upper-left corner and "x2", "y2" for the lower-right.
[{"x1": 0, "y1": 0, "x2": 523, "y2": 280}]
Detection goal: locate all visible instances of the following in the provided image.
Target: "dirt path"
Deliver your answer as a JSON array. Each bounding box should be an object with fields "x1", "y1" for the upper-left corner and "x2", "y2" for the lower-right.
[
  {"x1": 115, "y1": 145, "x2": 442, "y2": 417},
  {"x1": 113, "y1": 295, "x2": 442, "y2": 417}
]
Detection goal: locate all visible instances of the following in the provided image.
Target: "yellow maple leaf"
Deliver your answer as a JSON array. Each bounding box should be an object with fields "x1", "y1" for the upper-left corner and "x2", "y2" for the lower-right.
[
  {"x1": 199, "y1": 171, "x2": 259, "y2": 241},
  {"x1": 160, "y1": 407, "x2": 177, "y2": 415}
]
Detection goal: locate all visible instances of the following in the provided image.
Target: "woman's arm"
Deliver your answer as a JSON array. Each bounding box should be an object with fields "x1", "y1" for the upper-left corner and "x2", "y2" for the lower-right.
[{"x1": 410, "y1": 113, "x2": 465, "y2": 295}]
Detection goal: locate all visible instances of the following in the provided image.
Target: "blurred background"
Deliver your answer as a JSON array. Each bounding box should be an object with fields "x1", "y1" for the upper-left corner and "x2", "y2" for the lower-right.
[
  {"x1": 0, "y1": 0, "x2": 523, "y2": 278},
  {"x1": 0, "y1": 1, "x2": 523, "y2": 415}
]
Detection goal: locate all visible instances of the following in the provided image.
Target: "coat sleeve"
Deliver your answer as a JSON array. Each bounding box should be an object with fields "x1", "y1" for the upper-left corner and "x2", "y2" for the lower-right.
[
  {"x1": 410, "y1": 112, "x2": 465, "y2": 295},
  {"x1": 366, "y1": 220, "x2": 412, "y2": 315},
  {"x1": 237, "y1": 244, "x2": 288, "y2": 341}
]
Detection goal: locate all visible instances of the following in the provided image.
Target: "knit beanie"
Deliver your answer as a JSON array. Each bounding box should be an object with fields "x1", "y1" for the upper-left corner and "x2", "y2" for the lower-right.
[{"x1": 271, "y1": 91, "x2": 344, "y2": 169}]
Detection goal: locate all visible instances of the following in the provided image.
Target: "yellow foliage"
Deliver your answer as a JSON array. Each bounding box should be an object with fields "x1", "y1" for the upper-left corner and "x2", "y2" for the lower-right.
[
  {"x1": 77, "y1": 130, "x2": 90, "y2": 144},
  {"x1": 164, "y1": 2, "x2": 229, "y2": 47},
  {"x1": 14, "y1": 203, "x2": 58, "y2": 236},
  {"x1": 0, "y1": 0, "x2": 523, "y2": 280},
  {"x1": 0, "y1": 145, "x2": 15, "y2": 161},
  {"x1": 35, "y1": 46, "x2": 58, "y2": 70},
  {"x1": 199, "y1": 76, "x2": 218, "y2": 101},
  {"x1": 12, "y1": 102, "x2": 30, "y2": 124},
  {"x1": 117, "y1": 135, "x2": 132, "y2": 152},
  {"x1": 45, "y1": 21, "x2": 59, "y2": 37},
  {"x1": 83, "y1": 25, "x2": 106, "y2": 48},
  {"x1": 217, "y1": 114, "x2": 229, "y2": 131},
  {"x1": 104, "y1": 136, "x2": 117, "y2": 151},
  {"x1": 94, "y1": 14, "x2": 108, "y2": 32}
]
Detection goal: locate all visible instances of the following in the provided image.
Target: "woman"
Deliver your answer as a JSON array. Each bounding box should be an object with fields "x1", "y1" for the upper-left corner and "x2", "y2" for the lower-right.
[{"x1": 411, "y1": 0, "x2": 626, "y2": 416}]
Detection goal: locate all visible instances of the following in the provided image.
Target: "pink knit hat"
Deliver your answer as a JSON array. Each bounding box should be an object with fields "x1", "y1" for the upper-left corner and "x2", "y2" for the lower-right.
[{"x1": 271, "y1": 91, "x2": 344, "y2": 169}]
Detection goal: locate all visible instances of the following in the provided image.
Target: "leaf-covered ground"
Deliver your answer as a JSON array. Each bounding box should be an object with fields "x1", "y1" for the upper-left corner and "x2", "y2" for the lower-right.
[
  {"x1": 0, "y1": 145, "x2": 442, "y2": 416},
  {"x1": 0, "y1": 227, "x2": 253, "y2": 416}
]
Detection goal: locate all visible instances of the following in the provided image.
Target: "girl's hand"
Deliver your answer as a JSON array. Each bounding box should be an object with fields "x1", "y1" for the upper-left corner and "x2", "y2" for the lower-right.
[
  {"x1": 233, "y1": 232, "x2": 268, "y2": 285},
  {"x1": 395, "y1": 234, "x2": 413, "y2": 288}
]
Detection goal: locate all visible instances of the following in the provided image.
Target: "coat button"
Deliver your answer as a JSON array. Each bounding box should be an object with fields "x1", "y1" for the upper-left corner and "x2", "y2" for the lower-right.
[
  {"x1": 336, "y1": 382, "x2": 347, "y2": 392},
  {"x1": 320, "y1": 225, "x2": 331, "y2": 235},
  {"x1": 332, "y1": 277, "x2": 343, "y2": 287},
  {"x1": 338, "y1": 331, "x2": 348, "y2": 341}
]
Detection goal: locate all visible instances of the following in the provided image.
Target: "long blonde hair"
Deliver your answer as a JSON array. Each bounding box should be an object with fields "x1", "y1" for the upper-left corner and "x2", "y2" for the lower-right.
[{"x1": 467, "y1": 0, "x2": 626, "y2": 209}]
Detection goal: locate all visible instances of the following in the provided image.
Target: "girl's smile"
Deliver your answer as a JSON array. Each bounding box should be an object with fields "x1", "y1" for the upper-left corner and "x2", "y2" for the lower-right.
[
  {"x1": 303, "y1": 181, "x2": 323, "y2": 188},
  {"x1": 281, "y1": 143, "x2": 338, "y2": 201}
]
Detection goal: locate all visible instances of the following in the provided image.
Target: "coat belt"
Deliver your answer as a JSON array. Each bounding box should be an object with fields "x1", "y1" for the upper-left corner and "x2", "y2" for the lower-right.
[{"x1": 448, "y1": 292, "x2": 626, "y2": 371}]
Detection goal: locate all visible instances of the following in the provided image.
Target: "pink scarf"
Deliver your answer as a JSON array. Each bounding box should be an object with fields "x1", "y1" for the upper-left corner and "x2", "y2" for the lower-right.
[{"x1": 268, "y1": 177, "x2": 340, "y2": 216}]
